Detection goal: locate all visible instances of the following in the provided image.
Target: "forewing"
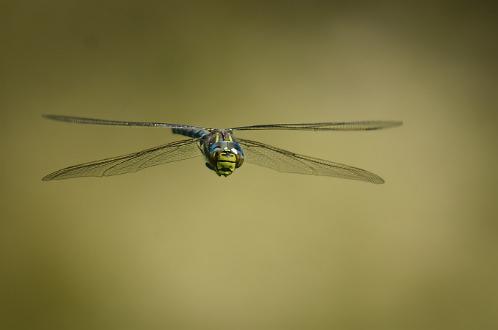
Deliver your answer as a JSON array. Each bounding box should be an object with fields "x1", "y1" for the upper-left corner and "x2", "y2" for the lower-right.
[
  {"x1": 232, "y1": 121, "x2": 402, "y2": 131},
  {"x1": 43, "y1": 114, "x2": 201, "y2": 130},
  {"x1": 43, "y1": 139, "x2": 201, "y2": 180},
  {"x1": 238, "y1": 138, "x2": 384, "y2": 184}
]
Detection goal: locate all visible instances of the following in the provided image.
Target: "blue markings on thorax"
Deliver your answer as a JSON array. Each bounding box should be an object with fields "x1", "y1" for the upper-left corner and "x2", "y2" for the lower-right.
[{"x1": 172, "y1": 127, "x2": 209, "y2": 138}]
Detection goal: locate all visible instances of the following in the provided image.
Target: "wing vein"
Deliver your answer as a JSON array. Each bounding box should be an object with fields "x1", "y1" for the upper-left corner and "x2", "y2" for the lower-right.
[
  {"x1": 232, "y1": 120, "x2": 402, "y2": 131},
  {"x1": 237, "y1": 138, "x2": 384, "y2": 184},
  {"x1": 43, "y1": 139, "x2": 201, "y2": 180}
]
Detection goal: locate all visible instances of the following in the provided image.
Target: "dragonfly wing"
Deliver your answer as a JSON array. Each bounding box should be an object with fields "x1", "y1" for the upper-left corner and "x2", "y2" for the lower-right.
[
  {"x1": 237, "y1": 138, "x2": 384, "y2": 184},
  {"x1": 232, "y1": 121, "x2": 402, "y2": 131},
  {"x1": 43, "y1": 139, "x2": 201, "y2": 181},
  {"x1": 43, "y1": 114, "x2": 202, "y2": 130}
]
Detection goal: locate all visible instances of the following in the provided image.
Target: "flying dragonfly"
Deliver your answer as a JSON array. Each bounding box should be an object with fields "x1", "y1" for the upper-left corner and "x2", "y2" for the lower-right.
[{"x1": 42, "y1": 115, "x2": 402, "y2": 184}]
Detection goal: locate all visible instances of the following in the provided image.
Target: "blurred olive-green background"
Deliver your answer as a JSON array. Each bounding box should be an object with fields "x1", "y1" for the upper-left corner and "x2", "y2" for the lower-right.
[{"x1": 1, "y1": 1, "x2": 497, "y2": 330}]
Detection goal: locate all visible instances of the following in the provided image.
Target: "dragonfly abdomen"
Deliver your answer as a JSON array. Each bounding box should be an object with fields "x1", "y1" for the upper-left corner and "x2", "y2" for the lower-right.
[{"x1": 172, "y1": 127, "x2": 209, "y2": 138}]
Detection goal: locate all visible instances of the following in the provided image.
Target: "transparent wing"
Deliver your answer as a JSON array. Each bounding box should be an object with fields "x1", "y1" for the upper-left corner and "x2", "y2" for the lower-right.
[
  {"x1": 238, "y1": 138, "x2": 384, "y2": 184},
  {"x1": 43, "y1": 114, "x2": 202, "y2": 130},
  {"x1": 232, "y1": 121, "x2": 402, "y2": 131},
  {"x1": 43, "y1": 139, "x2": 201, "y2": 181}
]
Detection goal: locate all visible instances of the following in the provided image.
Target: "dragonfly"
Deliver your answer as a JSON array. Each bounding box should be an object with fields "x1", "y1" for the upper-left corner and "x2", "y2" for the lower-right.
[{"x1": 42, "y1": 114, "x2": 402, "y2": 184}]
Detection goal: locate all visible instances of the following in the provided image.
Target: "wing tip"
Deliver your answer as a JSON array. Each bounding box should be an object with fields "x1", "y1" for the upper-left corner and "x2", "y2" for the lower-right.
[
  {"x1": 42, "y1": 114, "x2": 70, "y2": 123},
  {"x1": 365, "y1": 121, "x2": 403, "y2": 130},
  {"x1": 42, "y1": 168, "x2": 73, "y2": 181},
  {"x1": 371, "y1": 177, "x2": 385, "y2": 184},
  {"x1": 42, "y1": 114, "x2": 55, "y2": 120},
  {"x1": 367, "y1": 172, "x2": 385, "y2": 184},
  {"x1": 41, "y1": 172, "x2": 58, "y2": 181}
]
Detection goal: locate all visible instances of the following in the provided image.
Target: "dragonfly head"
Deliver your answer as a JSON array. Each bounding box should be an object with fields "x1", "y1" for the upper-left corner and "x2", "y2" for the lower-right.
[
  {"x1": 215, "y1": 151, "x2": 237, "y2": 177},
  {"x1": 207, "y1": 141, "x2": 244, "y2": 177}
]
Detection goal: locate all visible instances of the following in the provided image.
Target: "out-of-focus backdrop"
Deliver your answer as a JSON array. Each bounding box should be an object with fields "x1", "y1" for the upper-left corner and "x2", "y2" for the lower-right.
[{"x1": 1, "y1": 1, "x2": 497, "y2": 330}]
